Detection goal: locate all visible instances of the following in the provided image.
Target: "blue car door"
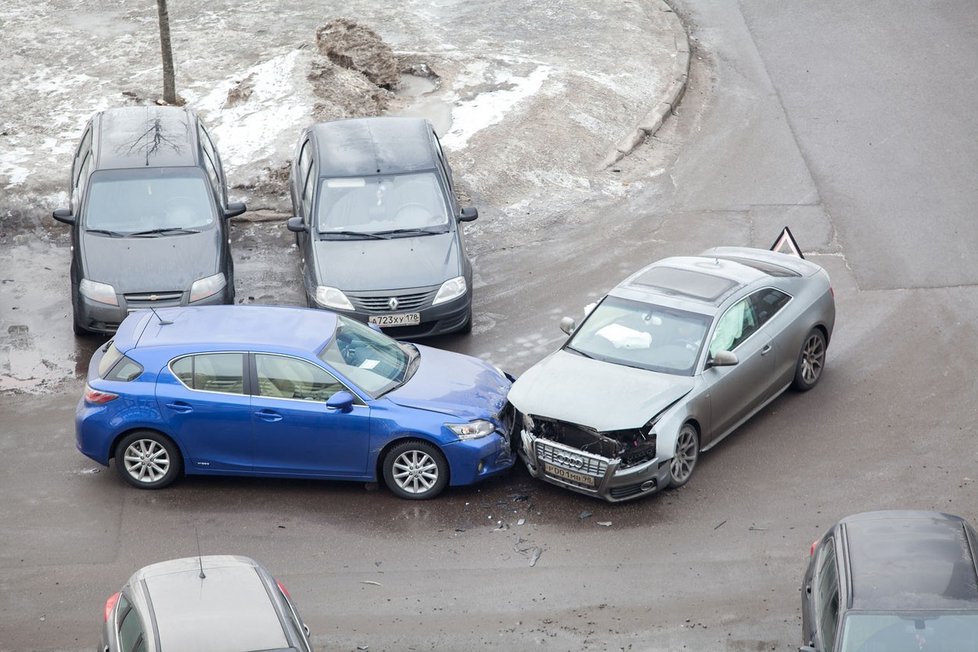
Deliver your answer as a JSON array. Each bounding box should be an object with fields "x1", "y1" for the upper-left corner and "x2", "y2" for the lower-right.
[
  {"x1": 250, "y1": 353, "x2": 371, "y2": 477},
  {"x1": 155, "y1": 352, "x2": 253, "y2": 473}
]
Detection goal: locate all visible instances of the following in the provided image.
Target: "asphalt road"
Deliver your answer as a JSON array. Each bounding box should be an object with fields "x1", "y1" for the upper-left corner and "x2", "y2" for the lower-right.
[{"x1": 2, "y1": 1, "x2": 978, "y2": 651}]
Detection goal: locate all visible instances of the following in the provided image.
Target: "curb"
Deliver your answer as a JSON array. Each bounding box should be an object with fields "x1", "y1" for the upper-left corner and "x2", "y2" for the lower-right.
[{"x1": 600, "y1": 0, "x2": 690, "y2": 169}]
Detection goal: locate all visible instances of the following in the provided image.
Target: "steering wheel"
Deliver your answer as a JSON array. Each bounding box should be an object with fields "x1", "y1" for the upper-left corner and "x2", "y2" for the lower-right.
[{"x1": 338, "y1": 336, "x2": 364, "y2": 366}]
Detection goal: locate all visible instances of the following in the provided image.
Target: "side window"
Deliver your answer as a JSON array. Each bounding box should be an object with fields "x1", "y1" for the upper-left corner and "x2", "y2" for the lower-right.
[
  {"x1": 299, "y1": 143, "x2": 314, "y2": 219},
  {"x1": 814, "y1": 538, "x2": 841, "y2": 652},
  {"x1": 255, "y1": 354, "x2": 344, "y2": 402},
  {"x1": 73, "y1": 151, "x2": 93, "y2": 211},
  {"x1": 749, "y1": 288, "x2": 791, "y2": 328},
  {"x1": 116, "y1": 594, "x2": 147, "y2": 652},
  {"x1": 170, "y1": 353, "x2": 245, "y2": 394},
  {"x1": 709, "y1": 297, "x2": 759, "y2": 356},
  {"x1": 198, "y1": 126, "x2": 223, "y2": 204},
  {"x1": 73, "y1": 126, "x2": 92, "y2": 187},
  {"x1": 105, "y1": 356, "x2": 144, "y2": 382}
]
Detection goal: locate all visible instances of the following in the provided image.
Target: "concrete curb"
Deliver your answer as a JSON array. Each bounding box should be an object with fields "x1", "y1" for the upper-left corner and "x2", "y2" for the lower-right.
[{"x1": 600, "y1": 0, "x2": 690, "y2": 169}]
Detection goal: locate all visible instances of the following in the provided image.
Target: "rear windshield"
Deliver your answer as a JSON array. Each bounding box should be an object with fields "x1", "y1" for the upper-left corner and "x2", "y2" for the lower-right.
[{"x1": 98, "y1": 342, "x2": 143, "y2": 381}]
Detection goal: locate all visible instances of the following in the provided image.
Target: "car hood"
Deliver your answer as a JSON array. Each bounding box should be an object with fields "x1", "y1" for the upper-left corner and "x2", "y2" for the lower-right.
[
  {"x1": 508, "y1": 349, "x2": 694, "y2": 431},
  {"x1": 385, "y1": 344, "x2": 510, "y2": 420},
  {"x1": 313, "y1": 233, "x2": 460, "y2": 290},
  {"x1": 81, "y1": 230, "x2": 221, "y2": 292}
]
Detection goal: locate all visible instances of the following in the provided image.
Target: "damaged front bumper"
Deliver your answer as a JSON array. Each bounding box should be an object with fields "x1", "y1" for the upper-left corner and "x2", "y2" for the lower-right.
[{"x1": 517, "y1": 428, "x2": 673, "y2": 503}]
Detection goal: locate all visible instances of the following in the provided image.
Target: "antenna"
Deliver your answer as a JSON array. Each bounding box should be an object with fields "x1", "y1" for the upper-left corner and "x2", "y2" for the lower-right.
[
  {"x1": 195, "y1": 526, "x2": 206, "y2": 580},
  {"x1": 149, "y1": 306, "x2": 173, "y2": 325}
]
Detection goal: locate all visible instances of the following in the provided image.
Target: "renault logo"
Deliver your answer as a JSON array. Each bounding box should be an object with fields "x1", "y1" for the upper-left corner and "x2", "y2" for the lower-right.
[{"x1": 388, "y1": 297, "x2": 399, "y2": 311}]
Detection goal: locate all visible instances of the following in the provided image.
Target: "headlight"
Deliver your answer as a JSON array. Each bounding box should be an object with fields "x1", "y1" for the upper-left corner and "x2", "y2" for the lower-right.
[
  {"x1": 522, "y1": 413, "x2": 535, "y2": 432},
  {"x1": 432, "y1": 276, "x2": 467, "y2": 305},
  {"x1": 446, "y1": 419, "x2": 495, "y2": 440},
  {"x1": 314, "y1": 286, "x2": 354, "y2": 311},
  {"x1": 79, "y1": 279, "x2": 118, "y2": 306},
  {"x1": 190, "y1": 273, "x2": 227, "y2": 302}
]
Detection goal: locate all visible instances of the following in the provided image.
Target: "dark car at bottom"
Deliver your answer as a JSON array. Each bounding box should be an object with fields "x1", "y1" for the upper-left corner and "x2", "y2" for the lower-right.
[
  {"x1": 101, "y1": 555, "x2": 311, "y2": 652},
  {"x1": 802, "y1": 510, "x2": 978, "y2": 652}
]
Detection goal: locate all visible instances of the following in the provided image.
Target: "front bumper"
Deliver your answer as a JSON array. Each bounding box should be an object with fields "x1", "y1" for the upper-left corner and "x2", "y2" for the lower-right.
[
  {"x1": 76, "y1": 286, "x2": 232, "y2": 334},
  {"x1": 313, "y1": 288, "x2": 471, "y2": 339},
  {"x1": 518, "y1": 430, "x2": 672, "y2": 502},
  {"x1": 443, "y1": 402, "x2": 519, "y2": 486}
]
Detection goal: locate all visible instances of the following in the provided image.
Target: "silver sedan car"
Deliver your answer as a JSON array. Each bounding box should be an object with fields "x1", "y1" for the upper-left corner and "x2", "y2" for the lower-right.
[{"x1": 509, "y1": 247, "x2": 835, "y2": 502}]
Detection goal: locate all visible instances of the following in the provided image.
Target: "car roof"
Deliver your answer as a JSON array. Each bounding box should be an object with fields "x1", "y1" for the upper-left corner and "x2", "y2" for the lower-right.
[
  {"x1": 93, "y1": 106, "x2": 201, "y2": 170},
  {"x1": 130, "y1": 555, "x2": 291, "y2": 652},
  {"x1": 840, "y1": 510, "x2": 978, "y2": 611},
  {"x1": 115, "y1": 305, "x2": 338, "y2": 354},
  {"x1": 310, "y1": 117, "x2": 439, "y2": 177},
  {"x1": 610, "y1": 247, "x2": 818, "y2": 310}
]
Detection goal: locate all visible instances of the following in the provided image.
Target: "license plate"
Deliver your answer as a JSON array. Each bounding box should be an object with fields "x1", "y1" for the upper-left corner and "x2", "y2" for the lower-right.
[
  {"x1": 543, "y1": 462, "x2": 596, "y2": 487},
  {"x1": 368, "y1": 312, "x2": 421, "y2": 327}
]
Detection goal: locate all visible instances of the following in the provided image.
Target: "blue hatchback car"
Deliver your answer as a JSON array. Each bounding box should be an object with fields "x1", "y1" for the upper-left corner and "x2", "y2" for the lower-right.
[{"x1": 75, "y1": 305, "x2": 517, "y2": 499}]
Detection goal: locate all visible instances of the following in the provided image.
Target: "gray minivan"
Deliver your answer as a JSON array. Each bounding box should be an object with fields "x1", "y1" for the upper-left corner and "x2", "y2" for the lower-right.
[
  {"x1": 53, "y1": 106, "x2": 246, "y2": 335},
  {"x1": 286, "y1": 117, "x2": 477, "y2": 338}
]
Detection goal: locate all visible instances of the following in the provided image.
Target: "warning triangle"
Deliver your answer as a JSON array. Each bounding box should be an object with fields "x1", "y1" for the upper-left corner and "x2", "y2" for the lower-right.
[{"x1": 770, "y1": 226, "x2": 804, "y2": 259}]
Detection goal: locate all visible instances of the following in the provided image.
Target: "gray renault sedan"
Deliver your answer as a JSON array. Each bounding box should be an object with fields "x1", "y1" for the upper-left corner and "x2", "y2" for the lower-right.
[
  {"x1": 286, "y1": 117, "x2": 477, "y2": 338},
  {"x1": 509, "y1": 247, "x2": 835, "y2": 502},
  {"x1": 52, "y1": 106, "x2": 246, "y2": 335}
]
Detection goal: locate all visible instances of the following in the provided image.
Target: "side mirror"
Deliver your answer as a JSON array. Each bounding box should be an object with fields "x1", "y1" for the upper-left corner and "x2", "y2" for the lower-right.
[
  {"x1": 559, "y1": 316, "x2": 577, "y2": 335},
  {"x1": 708, "y1": 350, "x2": 738, "y2": 367},
  {"x1": 458, "y1": 206, "x2": 478, "y2": 222},
  {"x1": 52, "y1": 208, "x2": 75, "y2": 225},
  {"x1": 286, "y1": 216, "x2": 307, "y2": 233},
  {"x1": 326, "y1": 391, "x2": 355, "y2": 413},
  {"x1": 224, "y1": 202, "x2": 247, "y2": 219}
]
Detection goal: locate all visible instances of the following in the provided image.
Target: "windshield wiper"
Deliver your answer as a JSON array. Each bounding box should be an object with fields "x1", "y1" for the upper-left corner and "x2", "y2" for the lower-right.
[
  {"x1": 372, "y1": 226, "x2": 447, "y2": 237},
  {"x1": 322, "y1": 230, "x2": 390, "y2": 240},
  {"x1": 129, "y1": 227, "x2": 200, "y2": 237},
  {"x1": 564, "y1": 345, "x2": 595, "y2": 360},
  {"x1": 85, "y1": 228, "x2": 125, "y2": 237}
]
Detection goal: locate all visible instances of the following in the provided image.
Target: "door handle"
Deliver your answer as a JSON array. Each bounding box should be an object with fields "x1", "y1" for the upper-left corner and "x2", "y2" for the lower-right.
[
  {"x1": 165, "y1": 402, "x2": 193, "y2": 414},
  {"x1": 255, "y1": 409, "x2": 283, "y2": 422},
  {"x1": 760, "y1": 344, "x2": 772, "y2": 355}
]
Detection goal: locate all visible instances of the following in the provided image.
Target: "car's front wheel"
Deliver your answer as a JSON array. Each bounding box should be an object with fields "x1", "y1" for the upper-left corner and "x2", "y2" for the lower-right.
[
  {"x1": 792, "y1": 328, "x2": 826, "y2": 391},
  {"x1": 666, "y1": 424, "x2": 699, "y2": 489},
  {"x1": 115, "y1": 431, "x2": 182, "y2": 489},
  {"x1": 382, "y1": 440, "x2": 449, "y2": 500}
]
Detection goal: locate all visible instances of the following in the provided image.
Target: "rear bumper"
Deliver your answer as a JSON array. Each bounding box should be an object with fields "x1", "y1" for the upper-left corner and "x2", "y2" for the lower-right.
[{"x1": 518, "y1": 431, "x2": 672, "y2": 502}]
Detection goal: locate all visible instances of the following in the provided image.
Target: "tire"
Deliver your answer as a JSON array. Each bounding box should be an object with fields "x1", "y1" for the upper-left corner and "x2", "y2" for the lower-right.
[
  {"x1": 114, "y1": 431, "x2": 182, "y2": 489},
  {"x1": 666, "y1": 424, "x2": 699, "y2": 489},
  {"x1": 382, "y1": 440, "x2": 449, "y2": 500},
  {"x1": 72, "y1": 312, "x2": 90, "y2": 336},
  {"x1": 792, "y1": 328, "x2": 827, "y2": 391}
]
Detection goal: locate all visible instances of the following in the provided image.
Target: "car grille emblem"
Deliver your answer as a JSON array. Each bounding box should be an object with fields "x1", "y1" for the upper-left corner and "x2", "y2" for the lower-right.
[
  {"x1": 555, "y1": 452, "x2": 586, "y2": 470},
  {"x1": 388, "y1": 297, "x2": 399, "y2": 311},
  {"x1": 148, "y1": 294, "x2": 159, "y2": 301}
]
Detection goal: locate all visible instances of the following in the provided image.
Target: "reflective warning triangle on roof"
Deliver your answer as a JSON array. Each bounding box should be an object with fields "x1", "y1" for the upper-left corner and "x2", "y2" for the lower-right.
[{"x1": 770, "y1": 226, "x2": 804, "y2": 259}]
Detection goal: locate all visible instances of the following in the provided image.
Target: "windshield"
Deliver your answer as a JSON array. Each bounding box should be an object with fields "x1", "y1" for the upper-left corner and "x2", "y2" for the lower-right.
[
  {"x1": 318, "y1": 316, "x2": 416, "y2": 396},
  {"x1": 315, "y1": 172, "x2": 450, "y2": 237},
  {"x1": 841, "y1": 612, "x2": 978, "y2": 651},
  {"x1": 565, "y1": 296, "x2": 712, "y2": 375},
  {"x1": 84, "y1": 168, "x2": 215, "y2": 234}
]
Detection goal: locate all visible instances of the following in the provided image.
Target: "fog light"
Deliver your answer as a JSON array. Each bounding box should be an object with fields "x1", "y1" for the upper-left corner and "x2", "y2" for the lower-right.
[
  {"x1": 640, "y1": 480, "x2": 657, "y2": 491},
  {"x1": 477, "y1": 461, "x2": 485, "y2": 473}
]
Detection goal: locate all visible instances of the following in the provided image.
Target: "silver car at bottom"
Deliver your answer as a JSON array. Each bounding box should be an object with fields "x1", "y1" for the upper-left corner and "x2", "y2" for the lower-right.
[{"x1": 509, "y1": 247, "x2": 835, "y2": 502}]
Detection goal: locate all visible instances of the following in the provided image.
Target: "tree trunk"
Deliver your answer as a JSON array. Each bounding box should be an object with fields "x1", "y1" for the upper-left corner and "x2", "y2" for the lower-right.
[{"x1": 157, "y1": 0, "x2": 177, "y2": 104}]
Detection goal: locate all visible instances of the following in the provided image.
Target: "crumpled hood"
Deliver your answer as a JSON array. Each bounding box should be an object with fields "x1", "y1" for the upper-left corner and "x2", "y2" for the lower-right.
[
  {"x1": 508, "y1": 349, "x2": 694, "y2": 431},
  {"x1": 313, "y1": 233, "x2": 460, "y2": 290},
  {"x1": 385, "y1": 344, "x2": 510, "y2": 420},
  {"x1": 81, "y1": 230, "x2": 221, "y2": 292}
]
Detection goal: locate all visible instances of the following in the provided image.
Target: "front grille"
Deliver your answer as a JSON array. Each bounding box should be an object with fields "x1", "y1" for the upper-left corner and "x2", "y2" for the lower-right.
[
  {"x1": 535, "y1": 440, "x2": 608, "y2": 478},
  {"x1": 347, "y1": 288, "x2": 437, "y2": 314},
  {"x1": 124, "y1": 291, "x2": 184, "y2": 308}
]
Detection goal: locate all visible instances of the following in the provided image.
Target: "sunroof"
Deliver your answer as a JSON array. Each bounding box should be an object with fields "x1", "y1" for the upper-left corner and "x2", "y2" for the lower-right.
[{"x1": 631, "y1": 266, "x2": 738, "y2": 302}]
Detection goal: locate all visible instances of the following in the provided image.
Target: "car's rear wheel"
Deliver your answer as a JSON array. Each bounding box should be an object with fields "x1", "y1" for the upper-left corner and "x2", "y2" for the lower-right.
[
  {"x1": 382, "y1": 440, "x2": 449, "y2": 500},
  {"x1": 792, "y1": 328, "x2": 826, "y2": 391},
  {"x1": 667, "y1": 424, "x2": 699, "y2": 489},
  {"x1": 115, "y1": 431, "x2": 182, "y2": 489}
]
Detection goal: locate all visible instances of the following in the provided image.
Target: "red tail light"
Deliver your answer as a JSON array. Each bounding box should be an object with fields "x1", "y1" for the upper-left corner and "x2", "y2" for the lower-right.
[
  {"x1": 104, "y1": 592, "x2": 120, "y2": 622},
  {"x1": 85, "y1": 385, "x2": 118, "y2": 404},
  {"x1": 276, "y1": 579, "x2": 292, "y2": 599},
  {"x1": 809, "y1": 539, "x2": 820, "y2": 557}
]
